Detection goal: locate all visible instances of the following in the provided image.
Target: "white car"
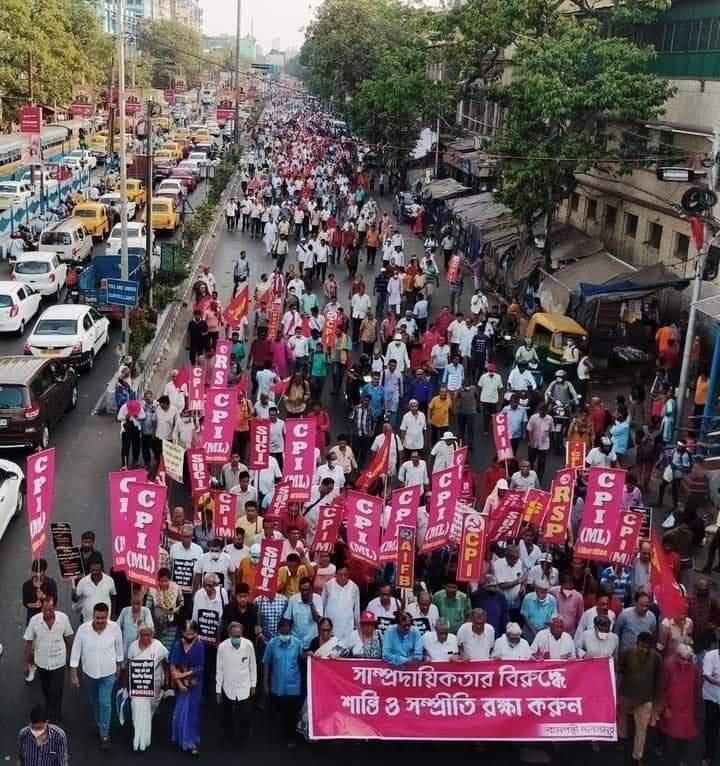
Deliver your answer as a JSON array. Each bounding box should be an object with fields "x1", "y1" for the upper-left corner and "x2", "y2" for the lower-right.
[
  {"x1": 60, "y1": 156, "x2": 83, "y2": 174},
  {"x1": 0, "y1": 181, "x2": 34, "y2": 210},
  {"x1": 19, "y1": 170, "x2": 59, "y2": 196},
  {"x1": 106, "y1": 222, "x2": 151, "y2": 254},
  {"x1": 157, "y1": 179, "x2": 186, "y2": 198},
  {"x1": 206, "y1": 120, "x2": 221, "y2": 136},
  {"x1": 0, "y1": 281, "x2": 41, "y2": 334},
  {"x1": 66, "y1": 149, "x2": 97, "y2": 170},
  {"x1": 25, "y1": 305, "x2": 110, "y2": 371},
  {"x1": 0, "y1": 459, "x2": 25, "y2": 541},
  {"x1": 99, "y1": 192, "x2": 137, "y2": 220},
  {"x1": 187, "y1": 151, "x2": 210, "y2": 168},
  {"x1": 13, "y1": 253, "x2": 67, "y2": 299},
  {"x1": 177, "y1": 159, "x2": 202, "y2": 175}
]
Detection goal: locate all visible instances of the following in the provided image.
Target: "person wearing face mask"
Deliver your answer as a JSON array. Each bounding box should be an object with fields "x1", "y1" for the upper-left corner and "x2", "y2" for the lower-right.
[
  {"x1": 17, "y1": 704, "x2": 68, "y2": 766},
  {"x1": 314, "y1": 451, "x2": 345, "y2": 489},
  {"x1": 193, "y1": 539, "x2": 234, "y2": 593},
  {"x1": 215, "y1": 622, "x2": 257, "y2": 744},
  {"x1": 520, "y1": 580, "x2": 557, "y2": 642},
  {"x1": 492, "y1": 622, "x2": 531, "y2": 660},
  {"x1": 237, "y1": 543, "x2": 262, "y2": 600},
  {"x1": 576, "y1": 614, "x2": 619, "y2": 658},
  {"x1": 262, "y1": 618, "x2": 303, "y2": 747}
]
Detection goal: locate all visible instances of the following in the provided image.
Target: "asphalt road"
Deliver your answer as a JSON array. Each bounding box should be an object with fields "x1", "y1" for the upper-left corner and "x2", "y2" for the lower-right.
[{"x1": 0, "y1": 189, "x2": 590, "y2": 763}]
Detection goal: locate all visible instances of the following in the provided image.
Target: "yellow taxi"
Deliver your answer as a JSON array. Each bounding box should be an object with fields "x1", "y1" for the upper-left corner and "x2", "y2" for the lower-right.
[
  {"x1": 162, "y1": 141, "x2": 184, "y2": 162},
  {"x1": 192, "y1": 127, "x2": 210, "y2": 143},
  {"x1": 72, "y1": 202, "x2": 110, "y2": 241},
  {"x1": 149, "y1": 198, "x2": 180, "y2": 232},
  {"x1": 126, "y1": 179, "x2": 146, "y2": 206},
  {"x1": 174, "y1": 128, "x2": 190, "y2": 142},
  {"x1": 156, "y1": 116, "x2": 171, "y2": 132},
  {"x1": 154, "y1": 149, "x2": 176, "y2": 167}
]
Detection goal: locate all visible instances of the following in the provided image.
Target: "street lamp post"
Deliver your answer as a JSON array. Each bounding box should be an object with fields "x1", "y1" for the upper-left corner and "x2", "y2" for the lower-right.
[{"x1": 117, "y1": 0, "x2": 130, "y2": 360}]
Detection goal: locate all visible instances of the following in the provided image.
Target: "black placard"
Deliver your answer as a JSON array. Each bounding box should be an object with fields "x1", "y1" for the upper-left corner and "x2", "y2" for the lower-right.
[
  {"x1": 411, "y1": 616, "x2": 431, "y2": 636},
  {"x1": 197, "y1": 608, "x2": 219, "y2": 645},
  {"x1": 629, "y1": 506, "x2": 653, "y2": 540},
  {"x1": 376, "y1": 615, "x2": 397, "y2": 637},
  {"x1": 172, "y1": 558, "x2": 195, "y2": 592},
  {"x1": 56, "y1": 547, "x2": 84, "y2": 580},
  {"x1": 51, "y1": 522, "x2": 73, "y2": 551},
  {"x1": 129, "y1": 658, "x2": 155, "y2": 698}
]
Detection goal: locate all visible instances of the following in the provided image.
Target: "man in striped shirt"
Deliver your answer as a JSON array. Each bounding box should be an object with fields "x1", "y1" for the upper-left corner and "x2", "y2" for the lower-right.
[{"x1": 17, "y1": 705, "x2": 68, "y2": 766}]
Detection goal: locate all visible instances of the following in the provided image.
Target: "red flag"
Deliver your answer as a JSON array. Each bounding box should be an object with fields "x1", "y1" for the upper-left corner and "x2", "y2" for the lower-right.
[
  {"x1": 301, "y1": 315, "x2": 311, "y2": 338},
  {"x1": 223, "y1": 284, "x2": 249, "y2": 327},
  {"x1": 690, "y1": 216, "x2": 705, "y2": 251},
  {"x1": 237, "y1": 373, "x2": 250, "y2": 396},
  {"x1": 650, "y1": 528, "x2": 688, "y2": 619},
  {"x1": 356, "y1": 432, "x2": 391, "y2": 492},
  {"x1": 271, "y1": 376, "x2": 291, "y2": 398}
]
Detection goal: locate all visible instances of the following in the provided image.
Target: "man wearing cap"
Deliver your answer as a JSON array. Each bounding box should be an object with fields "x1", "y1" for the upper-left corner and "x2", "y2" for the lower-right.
[
  {"x1": 520, "y1": 580, "x2": 557, "y2": 642},
  {"x1": 457, "y1": 608, "x2": 495, "y2": 660},
  {"x1": 530, "y1": 614, "x2": 576, "y2": 659},
  {"x1": 492, "y1": 622, "x2": 531, "y2": 660},
  {"x1": 478, "y1": 364, "x2": 503, "y2": 435},
  {"x1": 657, "y1": 440, "x2": 692, "y2": 510},
  {"x1": 585, "y1": 437, "x2": 616, "y2": 468},
  {"x1": 382, "y1": 612, "x2": 424, "y2": 666},
  {"x1": 430, "y1": 430, "x2": 457, "y2": 473},
  {"x1": 386, "y1": 334, "x2": 411, "y2": 375},
  {"x1": 471, "y1": 575, "x2": 508, "y2": 637},
  {"x1": 422, "y1": 617, "x2": 459, "y2": 661},
  {"x1": 399, "y1": 399, "x2": 427, "y2": 456}
]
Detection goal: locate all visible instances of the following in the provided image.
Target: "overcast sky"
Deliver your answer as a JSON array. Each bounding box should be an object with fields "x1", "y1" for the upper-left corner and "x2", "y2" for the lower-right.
[{"x1": 200, "y1": 0, "x2": 322, "y2": 51}]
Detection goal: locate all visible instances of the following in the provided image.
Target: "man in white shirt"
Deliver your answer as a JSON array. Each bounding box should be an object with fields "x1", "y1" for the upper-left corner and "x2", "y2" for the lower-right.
[
  {"x1": 223, "y1": 528, "x2": 251, "y2": 571},
  {"x1": 302, "y1": 477, "x2": 339, "y2": 540},
  {"x1": 154, "y1": 395, "x2": 179, "y2": 441},
  {"x1": 399, "y1": 400, "x2": 426, "y2": 452},
  {"x1": 457, "y1": 608, "x2": 495, "y2": 660},
  {"x1": 229, "y1": 472, "x2": 258, "y2": 517},
  {"x1": 193, "y1": 539, "x2": 235, "y2": 591},
  {"x1": 492, "y1": 622, "x2": 531, "y2": 660},
  {"x1": 288, "y1": 327, "x2": 309, "y2": 369},
  {"x1": 477, "y1": 365, "x2": 504, "y2": 433},
  {"x1": 530, "y1": 615, "x2": 576, "y2": 659},
  {"x1": 23, "y1": 595, "x2": 73, "y2": 721},
  {"x1": 350, "y1": 287, "x2": 372, "y2": 341},
  {"x1": 268, "y1": 409, "x2": 286, "y2": 466},
  {"x1": 72, "y1": 557, "x2": 117, "y2": 623},
  {"x1": 215, "y1": 621, "x2": 257, "y2": 743},
  {"x1": 398, "y1": 452, "x2": 430, "y2": 489},
  {"x1": 366, "y1": 582, "x2": 403, "y2": 635},
  {"x1": 576, "y1": 615, "x2": 619, "y2": 658},
  {"x1": 430, "y1": 431, "x2": 456, "y2": 472},
  {"x1": 220, "y1": 454, "x2": 249, "y2": 492},
  {"x1": 322, "y1": 566, "x2": 360, "y2": 643},
  {"x1": 527, "y1": 553, "x2": 559, "y2": 588},
  {"x1": 574, "y1": 594, "x2": 617, "y2": 644},
  {"x1": 170, "y1": 525, "x2": 204, "y2": 596},
  {"x1": 256, "y1": 455, "x2": 282, "y2": 502},
  {"x1": 510, "y1": 460, "x2": 540, "y2": 490},
  {"x1": 422, "y1": 618, "x2": 459, "y2": 661},
  {"x1": 406, "y1": 591, "x2": 439, "y2": 635},
  {"x1": 386, "y1": 335, "x2": 411, "y2": 375},
  {"x1": 192, "y1": 574, "x2": 228, "y2": 649},
  {"x1": 314, "y1": 452, "x2": 346, "y2": 489},
  {"x1": 491, "y1": 546, "x2": 526, "y2": 614},
  {"x1": 69, "y1": 603, "x2": 123, "y2": 748}
]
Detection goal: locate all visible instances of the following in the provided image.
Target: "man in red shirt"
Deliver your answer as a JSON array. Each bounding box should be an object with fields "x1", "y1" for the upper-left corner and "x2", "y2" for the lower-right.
[
  {"x1": 249, "y1": 328, "x2": 273, "y2": 397},
  {"x1": 589, "y1": 396, "x2": 612, "y2": 438}
]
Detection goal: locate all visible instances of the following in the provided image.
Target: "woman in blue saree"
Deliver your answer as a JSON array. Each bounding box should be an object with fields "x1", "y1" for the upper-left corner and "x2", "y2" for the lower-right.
[{"x1": 169, "y1": 619, "x2": 205, "y2": 756}]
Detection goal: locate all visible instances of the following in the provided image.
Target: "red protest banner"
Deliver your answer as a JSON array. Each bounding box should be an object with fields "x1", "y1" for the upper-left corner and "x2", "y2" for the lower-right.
[
  {"x1": 421, "y1": 465, "x2": 461, "y2": 552},
  {"x1": 307, "y1": 658, "x2": 618, "y2": 741},
  {"x1": 186, "y1": 449, "x2": 210, "y2": 495},
  {"x1": 209, "y1": 339, "x2": 232, "y2": 387},
  {"x1": 610, "y1": 509, "x2": 644, "y2": 567},
  {"x1": 248, "y1": 418, "x2": 270, "y2": 469},
  {"x1": 650, "y1": 527, "x2": 688, "y2": 619},
  {"x1": 522, "y1": 488, "x2": 552, "y2": 528},
  {"x1": 254, "y1": 538, "x2": 284, "y2": 598},
  {"x1": 457, "y1": 513, "x2": 486, "y2": 583},
  {"x1": 322, "y1": 310, "x2": 337, "y2": 348},
  {"x1": 542, "y1": 468, "x2": 576, "y2": 545},
  {"x1": 492, "y1": 412, "x2": 514, "y2": 461},
  {"x1": 265, "y1": 479, "x2": 292, "y2": 520},
  {"x1": 20, "y1": 105, "x2": 42, "y2": 134},
  {"x1": 486, "y1": 490, "x2": 525, "y2": 543},
  {"x1": 575, "y1": 467, "x2": 626, "y2": 562},
  {"x1": 124, "y1": 481, "x2": 167, "y2": 588},
  {"x1": 188, "y1": 365, "x2": 206, "y2": 411},
  {"x1": 223, "y1": 284, "x2": 250, "y2": 327},
  {"x1": 108, "y1": 469, "x2": 146, "y2": 571},
  {"x1": 27, "y1": 448, "x2": 55, "y2": 559},
  {"x1": 283, "y1": 418, "x2": 316, "y2": 501},
  {"x1": 345, "y1": 490, "x2": 383, "y2": 567},
  {"x1": 396, "y1": 525, "x2": 416, "y2": 588},
  {"x1": 268, "y1": 298, "x2": 283, "y2": 338},
  {"x1": 203, "y1": 387, "x2": 238, "y2": 464},
  {"x1": 211, "y1": 491, "x2": 237, "y2": 540},
  {"x1": 565, "y1": 440, "x2": 586, "y2": 470},
  {"x1": 380, "y1": 485, "x2": 421, "y2": 562},
  {"x1": 311, "y1": 497, "x2": 345, "y2": 554}
]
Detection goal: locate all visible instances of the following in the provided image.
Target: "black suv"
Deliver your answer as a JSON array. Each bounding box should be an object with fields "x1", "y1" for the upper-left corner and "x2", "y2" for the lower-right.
[{"x1": 0, "y1": 356, "x2": 78, "y2": 450}]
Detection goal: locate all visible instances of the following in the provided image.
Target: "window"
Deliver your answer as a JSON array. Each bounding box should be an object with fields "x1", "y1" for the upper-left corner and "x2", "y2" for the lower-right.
[
  {"x1": 605, "y1": 205, "x2": 617, "y2": 230},
  {"x1": 648, "y1": 221, "x2": 663, "y2": 249},
  {"x1": 672, "y1": 20, "x2": 691, "y2": 51},
  {"x1": 625, "y1": 213, "x2": 638, "y2": 238},
  {"x1": 570, "y1": 193, "x2": 579, "y2": 212},
  {"x1": 83, "y1": 314, "x2": 93, "y2": 331},
  {"x1": 587, "y1": 199, "x2": 598, "y2": 221},
  {"x1": 674, "y1": 232, "x2": 690, "y2": 260}
]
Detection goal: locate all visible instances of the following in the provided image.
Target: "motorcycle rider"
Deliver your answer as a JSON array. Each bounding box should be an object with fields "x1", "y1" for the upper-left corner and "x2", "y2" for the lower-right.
[
  {"x1": 515, "y1": 337, "x2": 540, "y2": 366},
  {"x1": 544, "y1": 369, "x2": 579, "y2": 408},
  {"x1": 506, "y1": 360, "x2": 537, "y2": 403}
]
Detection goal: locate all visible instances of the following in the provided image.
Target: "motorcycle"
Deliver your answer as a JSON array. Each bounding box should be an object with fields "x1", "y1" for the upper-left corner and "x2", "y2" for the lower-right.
[{"x1": 548, "y1": 397, "x2": 575, "y2": 454}]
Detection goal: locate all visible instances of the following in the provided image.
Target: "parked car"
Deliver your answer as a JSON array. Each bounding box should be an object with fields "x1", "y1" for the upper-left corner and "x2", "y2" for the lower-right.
[
  {"x1": 19, "y1": 170, "x2": 59, "y2": 196},
  {"x1": 39, "y1": 220, "x2": 93, "y2": 265},
  {"x1": 13, "y1": 253, "x2": 67, "y2": 299},
  {"x1": 0, "y1": 356, "x2": 78, "y2": 450},
  {"x1": 0, "y1": 282, "x2": 42, "y2": 335},
  {"x1": 0, "y1": 181, "x2": 34, "y2": 210},
  {"x1": 25, "y1": 304, "x2": 110, "y2": 372},
  {"x1": 0, "y1": 458, "x2": 25, "y2": 538},
  {"x1": 170, "y1": 167, "x2": 198, "y2": 192}
]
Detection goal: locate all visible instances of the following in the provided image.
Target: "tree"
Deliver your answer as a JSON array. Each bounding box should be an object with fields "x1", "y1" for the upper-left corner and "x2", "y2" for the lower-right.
[
  {"x1": 492, "y1": 16, "x2": 673, "y2": 266},
  {"x1": 136, "y1": 19, "x2": 204, "y2": 88}
]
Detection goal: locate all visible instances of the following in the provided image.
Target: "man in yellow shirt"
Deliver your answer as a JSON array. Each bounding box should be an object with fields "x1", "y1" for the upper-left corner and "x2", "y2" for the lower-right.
[
  {"x1": 428, "y1": 385, "x2": 453, "y2": 443},
  {"x1": 277, "y1": 553, "x2": 310, "y2": 598},
  {"x1": 235, "y1": 500, "x2": 263, "y2": 543}
]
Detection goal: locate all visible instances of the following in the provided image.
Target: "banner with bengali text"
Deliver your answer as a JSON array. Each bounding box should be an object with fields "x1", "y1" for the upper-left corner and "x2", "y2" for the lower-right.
[{"x1": 308, "y1": 658, "x2": 617, "y2": 742}]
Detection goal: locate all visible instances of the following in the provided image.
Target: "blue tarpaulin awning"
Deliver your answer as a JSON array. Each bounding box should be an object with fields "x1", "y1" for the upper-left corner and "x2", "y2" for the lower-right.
[{"x1": 579, "y1": 264, "x2": 690, "y2": 299}]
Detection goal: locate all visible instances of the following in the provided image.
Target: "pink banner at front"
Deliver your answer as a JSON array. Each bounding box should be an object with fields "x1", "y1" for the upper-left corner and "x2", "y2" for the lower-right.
[
  {"x1": 27, "y1": 448, "x2": 55, "y2": 559},
  {"x1": 311, "y1": 497, "x2": 345, "y2": 554},
  {"x1": 575, "y1": 467, "x2": 627, "y2": 562},
  {"x1": 421, "y1": 465, "x2": 461, "y2": 552},
  {"x1": 125, "y1": 481, "x2": 167, "y2": 588},
  {"x1": 203, "y1": 387, "x2": 238, "y2": 464},
  {"x1": 307, "y1": 658, "x2": 618, "y2": 741},
  {"x1": 346, "y1": 490, "x2": 383, "y2": 567},
  {"x1": 109, "y1": 469, "x2": 146, "y2": 571},
  {"x1": 209, "y1": 339, "x2": 232, "y2": 387},
  {"x1": 254, "y1": 538, "x2": 284, "y2": 598},
  {"x1": 211, "y1": 491, "x2": 237, "y2": 540},
  {"x1": 188, "y1": 365, "x2": 206, "y2": 412},
  {"x1": 492, "y1": 412, "x2": 514, "y2": 461},
  {"x1": 248, "y1": 418, "x2": 270, "y2": 469},
  {"x1": 380, "y1": 485, "x2": 421, "y2": 562},
  {"x1": 283, "y1": 418, "x2": 316, "y2": 501},
  {"x1": 186, "y1": 449, "x2": 210, "y2": 495}
]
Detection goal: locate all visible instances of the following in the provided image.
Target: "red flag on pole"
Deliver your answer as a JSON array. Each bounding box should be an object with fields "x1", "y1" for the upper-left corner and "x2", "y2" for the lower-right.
[
  {"x1": 650, "y1": 527, "x2": 688, "y2": 619},
  {"x1": 356, "y1": 432, "x2": 391, "y2": 492},
  {"x1": 223, "y1": 284, "x2": 249, "y2": 327}
]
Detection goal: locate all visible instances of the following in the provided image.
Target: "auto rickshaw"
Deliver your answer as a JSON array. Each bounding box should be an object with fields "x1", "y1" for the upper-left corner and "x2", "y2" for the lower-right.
[{"x1": 525, "y1": 312, "x2": 588, "y2": 380}]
